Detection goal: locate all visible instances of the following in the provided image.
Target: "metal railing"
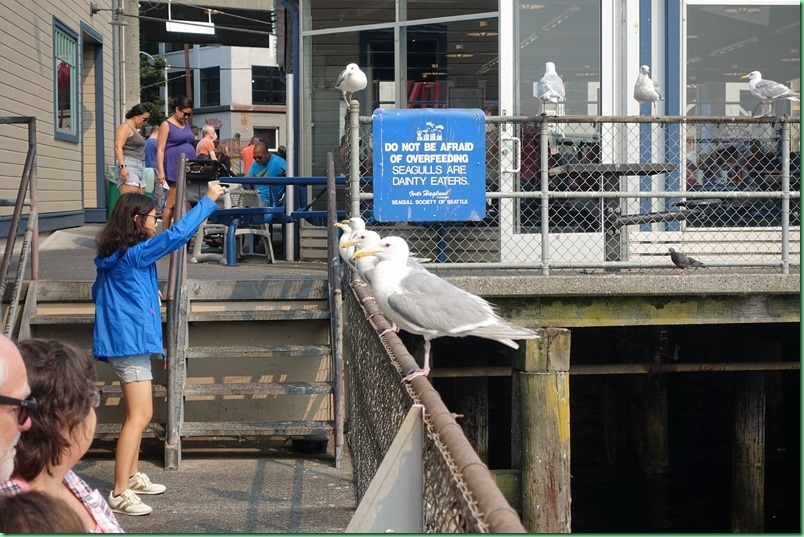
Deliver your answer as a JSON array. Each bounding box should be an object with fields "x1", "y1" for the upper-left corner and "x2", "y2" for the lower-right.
[
  {"x1": 345, "y1": 112, "x2": 800, "y2": 274},
  {"x1": 0, "y1": 116, "x2": 38, "y2": 337},
  {"x1": 344, "y1": 279, "x2": 526, "y2": 533}
]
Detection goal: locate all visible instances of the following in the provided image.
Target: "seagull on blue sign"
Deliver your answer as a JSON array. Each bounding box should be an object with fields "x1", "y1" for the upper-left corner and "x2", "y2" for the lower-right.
[
  {"x1": 335, "y1": 63, "x2": 368, "y2": 105},
  {"x1": 353, "y1": 236, "x2": 539, "y2": 382}
]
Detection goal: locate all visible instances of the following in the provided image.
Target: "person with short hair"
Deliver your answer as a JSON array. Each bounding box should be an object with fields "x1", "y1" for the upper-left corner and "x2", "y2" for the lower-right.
[
  {"x1": 241, "y1": 136, "x2": 260, "y2": 174},
  {"x1": 195, "y1": 125, "x2": 218, "y2": 161},
  {"x1": 0, "y1": 339, "x2": 124, "y2": 532},
  {"x1": 0, "y1": 334, "x2": 33, "y2": 482},
  {"x1": 0, "y1": 491, "x2": 87, "y2": 533},
  {"x1": 246, "y1": 142, "x2": 287, "y2": 205},
  {"x1": 92, "y1": 184, "x2": 225, "y2": 517}
]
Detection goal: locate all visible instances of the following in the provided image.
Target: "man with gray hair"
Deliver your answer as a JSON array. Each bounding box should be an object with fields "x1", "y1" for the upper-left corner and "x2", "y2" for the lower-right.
[{"x1": 0, "y1": 334, "x2": 34, "y2": 480}]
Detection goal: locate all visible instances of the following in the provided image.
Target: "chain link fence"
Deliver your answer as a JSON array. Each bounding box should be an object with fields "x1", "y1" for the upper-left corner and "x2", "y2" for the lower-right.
[
  {"x1": 345, "y1": 279, "x2": 525, "y2": 533},
  {"x1": 345, "y1": 114, "x2": 799, "y2": 273}
]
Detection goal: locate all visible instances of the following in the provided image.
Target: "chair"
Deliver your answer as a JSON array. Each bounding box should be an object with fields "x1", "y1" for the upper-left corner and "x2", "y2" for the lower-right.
[
  {"x1": 189, "y1": 182, "x2": 240, "y2": 265},
  {"x1": 207, "y1": 188, "x2": 293, "y2": 265}
]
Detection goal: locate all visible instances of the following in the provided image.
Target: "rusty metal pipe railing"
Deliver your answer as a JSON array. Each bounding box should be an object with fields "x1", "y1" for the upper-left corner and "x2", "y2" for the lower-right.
[{"x1": 351, "y1": 281, "x2": 526, "y2": 533}]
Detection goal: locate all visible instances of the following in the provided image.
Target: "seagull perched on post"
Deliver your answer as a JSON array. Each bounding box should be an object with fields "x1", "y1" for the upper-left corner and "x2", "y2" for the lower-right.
[
  {"x1": 536, "y1": 61, "x2": 565, "y2": 116},
  {"x1": 740, "y1": 71, "x2": 800, "y2": 118},
  {"x1": 669, "y1": 248, "x2": 705, "y2": 276},
  {"x1": 335, "y1": 63, "x2": 368, "y2": 105},
  {"x1": 354, "y1": 236, "x2": 539, "y2": 382},
  {"x1": 634, "y1": 65, "x2": 664, "y2": 116}
]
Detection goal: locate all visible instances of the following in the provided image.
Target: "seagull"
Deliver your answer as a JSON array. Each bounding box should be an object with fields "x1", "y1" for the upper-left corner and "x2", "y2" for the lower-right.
[
  {"x1": 334, "y1": 217, "x2": 365, "y2": 269},
  {"x1": 740, "y1": 71, "x2": 800, "y2": 117},
  {"x1": 354, "y1": 236, "x2": 539, "y2": 382},
  {"x1": 634, "y1": 65, "x2": 664, "y2": 116},
  {"x1": 669, "y1": 248, "x2": 705, "y2": 275},
  {"x1": 335, "y1": 63, "x2": 368, "y2": 105},
  {"x1": 536, "y1": 62, "x2": 565, "y2": 116}
]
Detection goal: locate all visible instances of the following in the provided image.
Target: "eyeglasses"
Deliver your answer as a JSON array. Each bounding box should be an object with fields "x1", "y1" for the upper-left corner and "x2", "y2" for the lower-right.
[
  {"x1": 179, "y1": 109, "x2": 192, "y2": 117},
  {"x1": 139, "y1": 213, "x2": 158, "y2": 222},
  {"x1": 254, "y1": 154, "x2": 267, "y2": 160},
  {"x1": 0, "y1": 394, "x2": 37, "y2": 426}
]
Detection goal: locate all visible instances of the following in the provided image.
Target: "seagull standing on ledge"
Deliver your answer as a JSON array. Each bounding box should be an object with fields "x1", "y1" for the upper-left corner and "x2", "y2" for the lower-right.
[
  {"x1": 740, "y1": 71, "x2": 800, "y2": 117},
  {"x1": 634, "y1": 65, "x2": 664, "y2": 116},
  {"x1": 335, "y1": 63, "x2": 368, "y2": 105},
  {"x1": 354, "y1": 236, "x2": 539, "y2": 382},
  {"x1": 669, "y1": 248, "x2": 705, "y2": 276},
  {"x1": 536, "y1": 61, "x2": 565, "y2": 116}
]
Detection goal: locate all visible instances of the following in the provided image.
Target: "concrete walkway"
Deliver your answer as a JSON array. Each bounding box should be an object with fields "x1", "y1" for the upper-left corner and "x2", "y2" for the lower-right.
[{"x1": 76, "y1": 439, "x2": 356, "y2": 533}]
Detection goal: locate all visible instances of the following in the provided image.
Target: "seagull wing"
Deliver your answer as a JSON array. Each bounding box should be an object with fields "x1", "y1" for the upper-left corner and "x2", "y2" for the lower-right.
[{"x1": 755, "y1": 79, "x2": 799, "y2": 101}]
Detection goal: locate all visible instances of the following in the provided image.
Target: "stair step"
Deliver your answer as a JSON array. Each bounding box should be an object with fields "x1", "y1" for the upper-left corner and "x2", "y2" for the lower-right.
[
  {"x1": 189, "y1": 300, "x2": 330, "y2": 322},
  {"x1": 184, "y1": 382, "x2": 332, "y2": 396},
  {"x1": 99, "y1": 384, "x2": 167, "y2": 398},
  {"x1": 180, "y1": 420, "x2": 333, "y2": 437},
  {"x1": 30, "y1": 308, "x2": 166, "y2": 324},
  {"x1": 95, "y1": 422, "x2": 165, "y2": 439},
  {"x1": 185, "y1": 344, "x2": 331, "y2": 359}
]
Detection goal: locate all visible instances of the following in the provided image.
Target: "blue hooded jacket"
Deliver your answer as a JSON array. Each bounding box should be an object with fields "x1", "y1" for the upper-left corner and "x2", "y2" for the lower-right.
[{"x1": 92, "y1": 196, "x2": 217, "y2": 360}]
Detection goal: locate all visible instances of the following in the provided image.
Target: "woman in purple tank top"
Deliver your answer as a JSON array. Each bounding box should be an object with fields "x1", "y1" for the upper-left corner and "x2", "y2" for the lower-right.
[{"x1": 156, "y1": 96, "x2": 196, "y2": 229}]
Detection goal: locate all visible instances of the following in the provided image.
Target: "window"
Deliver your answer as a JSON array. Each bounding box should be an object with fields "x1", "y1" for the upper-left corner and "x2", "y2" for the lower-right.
[
  {"x1": 200, "y1": 66, "x2": 220, "y2": 106},
  {"x1": 254, "y1": 128, "x2": 278, "y2": 151},
  {"x1": 53, "y1": 19, "x2": 78, "y2": 142},
  {"x1": 167, "y1": 70, "x2": 194, "y2": 102},
  {"x1": 252, "y1": 66, "x2": 286, "y2": 105}
]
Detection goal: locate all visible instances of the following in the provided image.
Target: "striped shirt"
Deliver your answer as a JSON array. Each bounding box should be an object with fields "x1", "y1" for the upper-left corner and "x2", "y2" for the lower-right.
[{"x1": 0, "y1": 470, "x2": 124, "y2": 533}]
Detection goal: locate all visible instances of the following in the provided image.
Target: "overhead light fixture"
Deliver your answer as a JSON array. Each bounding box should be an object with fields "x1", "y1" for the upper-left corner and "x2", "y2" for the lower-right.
[
  {"x1": 774, "y1": 21, "x2": 800, "y2": 34},
  {"x1": 520, "y1": 2, "x2": 545, "y2": 9},
  {"x1": 476, "y1": 58, "x2": 499, "y2": 75},
  {"x1": 166, "y1": 0, "x2": 215, "y2": 35},
  {"x1": 89, "y1": 1, "x2": 128, "y2": 26},
  {"x1": 467, "y1": 20, "x2": 498, "y2": 37},
  {"x1": 543, "y1": 4, "x2": 580, "y2": 31},
  {"x1": 446, "y1": 43, "x2": 473, "y2": 59},
  {"x1": 724, "y1": 7, "x2": 761, "y2": 14},
  {"x1": 687, "y1": 56, "x2": 702, "y2": 64},
  {"x1": 520, "y1": 33, "x2": 538, "y2": 49},
  {"x1": 422, "y1": 64, "x2": 447, "y2": 78},
  {"x1": 710, "y1": 36, "x2": 759, "y2": 56}
]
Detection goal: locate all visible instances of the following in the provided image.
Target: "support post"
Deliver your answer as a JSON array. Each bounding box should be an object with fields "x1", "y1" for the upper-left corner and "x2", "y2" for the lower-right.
[
  {"x1": 641, "y1": 353, "x2": 668, "y2": 475},
  {"x1": 515, "y1": 328, "x2": 571, "y2": 532},
  {"x1": 731, "y1": 371, "x2": 766, "y2": 532}
]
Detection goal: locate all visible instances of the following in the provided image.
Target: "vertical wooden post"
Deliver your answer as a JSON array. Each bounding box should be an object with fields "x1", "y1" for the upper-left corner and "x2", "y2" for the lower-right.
[
  {"x1": 731, "y1": 371, "x2": 766, "y2": 532},
  {"x1": 457, "y1": 377, "x2": 489, "y2": 463},
  {"x1": 641, "y1": 353, "x2": 668, "y2": 475},
  {"x1": 515, "y1": 328, "x2": 571, "y2": 533}
]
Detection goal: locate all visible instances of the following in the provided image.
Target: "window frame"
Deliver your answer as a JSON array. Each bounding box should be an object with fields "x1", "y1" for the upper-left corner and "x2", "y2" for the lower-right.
[
  {"x1": 252, "y1": 65, "x2": 286, "y2": 105},
  {"x1": 53, "y1": 17, "x2": 79, "y2": 143},
  {"x1": 200, "y1": 66, "x2": 220, "y2": 107}
]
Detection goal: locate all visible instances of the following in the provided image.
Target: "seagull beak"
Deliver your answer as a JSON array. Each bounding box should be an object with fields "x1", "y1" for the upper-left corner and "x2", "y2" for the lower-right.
[
  {"x1": 334, "y1": 222, "x2": 346, "y2": 229},
  {"x1": 352, "y1": 248, "x2": 377, "y2": 259},
  {"x1": 340, "y1": 239, "x2": 359, "y2": 249},
  {"x1": 740, "y1": 74, "x2": 749, "y2": 80}
]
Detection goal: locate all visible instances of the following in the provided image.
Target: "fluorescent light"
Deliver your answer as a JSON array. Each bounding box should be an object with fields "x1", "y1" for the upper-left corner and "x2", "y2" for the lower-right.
[
  {"x1": 446, "y1": 43, "x2": 473, "y2": 58},
  {"x1": 543, "y1": 5, "x2": 580, "y2": 31},
  {"x1": 709, "y1": 36, "x2": 759, "y2": 57},
  {"x1": 520, "y1": 2, "x2": 545, "y2": 9},
  {"x1": 467, "y1": 20, "x2": 498, "y2": 37},
  {"x1": 166, "y1": 20, "x2": 215, "y2": 34},
  {"x1": 724, "y1": 7, "x2": 761, "y2": 14}
]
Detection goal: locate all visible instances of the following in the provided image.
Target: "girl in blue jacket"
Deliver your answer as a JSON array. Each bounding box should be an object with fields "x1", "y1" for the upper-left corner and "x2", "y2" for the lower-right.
[{"x1": 92, "y1": 184, "x2": 223, "y2": 516}]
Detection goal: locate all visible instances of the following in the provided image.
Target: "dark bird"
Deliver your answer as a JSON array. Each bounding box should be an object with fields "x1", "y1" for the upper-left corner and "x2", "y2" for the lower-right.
[{"x1": 669, "y1": 248, "x2": 704, "y2": 275}]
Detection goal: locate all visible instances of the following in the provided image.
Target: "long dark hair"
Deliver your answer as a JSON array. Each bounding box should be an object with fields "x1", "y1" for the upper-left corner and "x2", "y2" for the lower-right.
[
  {"x1": 13, "y1": 339, "x2": 97, "y2": 481},
  {"x1": 124, "y1": 103, "x2": 149, "y2": 120},
  {"x1": 96, "y1": 193, "x2": 156, "y2": 257}
]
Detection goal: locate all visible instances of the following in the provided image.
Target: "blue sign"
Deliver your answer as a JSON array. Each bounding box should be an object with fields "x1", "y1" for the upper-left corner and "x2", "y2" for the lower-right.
[{"x1": 372, "y1": 108, "x2": 486, "y2": 222}]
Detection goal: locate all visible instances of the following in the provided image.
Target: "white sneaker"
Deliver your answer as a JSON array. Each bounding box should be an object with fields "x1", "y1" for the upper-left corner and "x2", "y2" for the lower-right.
[
  {"x1": 108, "y1": 489, "x2": 153, "y2": 516},
  {"x1": 128, "y1": 472, "x2": 167, "y2": 495}
]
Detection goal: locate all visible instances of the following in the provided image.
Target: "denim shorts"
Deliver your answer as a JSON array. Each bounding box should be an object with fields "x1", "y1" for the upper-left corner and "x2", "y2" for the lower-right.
[
  {"x1": 115, "y1": 156, "x2": 146, "y2": 188},
  {"x1": 108, "y1": 354, "x2": 154, "y2": 383}
]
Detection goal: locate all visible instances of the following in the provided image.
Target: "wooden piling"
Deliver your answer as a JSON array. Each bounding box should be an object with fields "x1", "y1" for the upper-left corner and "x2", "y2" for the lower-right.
[
  {"x1": 641, "y1": 353, "x2": 668, "y2": 475},
  {"x1": 731, "y1": 371, "x2": 766, "y2": 532},
  {"x1": 515, "y1": 328, "x2": 571, "y2": 533}
]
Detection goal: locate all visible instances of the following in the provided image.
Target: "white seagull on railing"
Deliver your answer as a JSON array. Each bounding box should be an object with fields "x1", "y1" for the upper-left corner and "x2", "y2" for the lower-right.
[
  {"x1": 634, "y1": 65, "x2": 664, "y2": 116},
  {"x1": 335, "y1": 63, "x2": 368, "y2": 105}
]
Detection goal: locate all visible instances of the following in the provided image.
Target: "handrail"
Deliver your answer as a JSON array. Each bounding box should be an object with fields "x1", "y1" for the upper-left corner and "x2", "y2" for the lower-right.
[
  {"x1": 0, "y1": 116, "x2": 37, "y2": 338},
  {"x1": 325, "y1": 152, "x2": 345, "y2": 468}
]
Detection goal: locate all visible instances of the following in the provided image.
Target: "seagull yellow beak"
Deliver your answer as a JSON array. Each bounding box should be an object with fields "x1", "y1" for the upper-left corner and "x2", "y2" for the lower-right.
[
  {"x1": 352, "y1": 248, "x2": 377, "y2": 259},
  {"x1": 740, "y1": 74, "x2": 749, "y2": 80},
  {"x1": 340, "y1": 239, "x2": 359, "y2": 249},
  {"x1": 334, "y1": 222, "x2": 347, "y2": 229}
]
